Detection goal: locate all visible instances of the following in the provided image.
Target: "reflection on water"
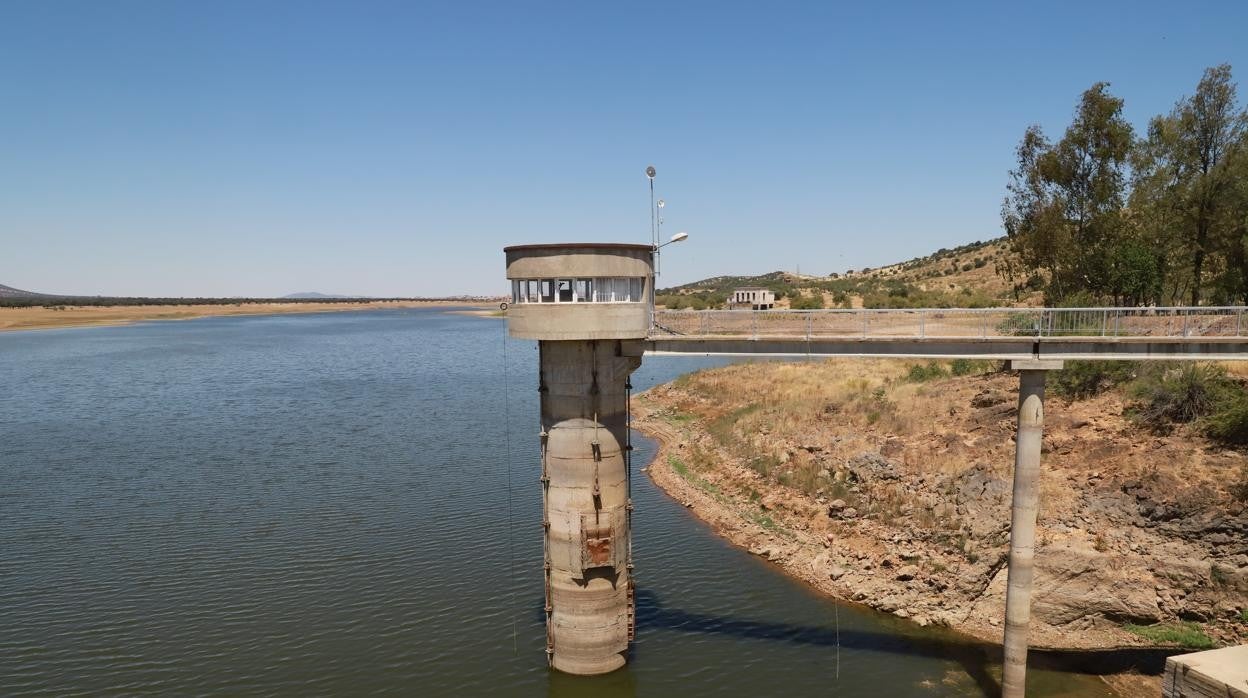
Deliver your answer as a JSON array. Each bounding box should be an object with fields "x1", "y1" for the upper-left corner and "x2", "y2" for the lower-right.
[{"x1": 0, "y1": 309, "x2": 1130, "y2": 696}]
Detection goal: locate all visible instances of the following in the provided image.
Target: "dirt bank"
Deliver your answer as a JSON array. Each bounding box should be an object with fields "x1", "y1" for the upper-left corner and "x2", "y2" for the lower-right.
[
  {"x1": 0, "y1": 300, "x2": 493, "y2": 332},
  {"x1": 633, "y1": 359, "x2": 1248, "y2": 661}
]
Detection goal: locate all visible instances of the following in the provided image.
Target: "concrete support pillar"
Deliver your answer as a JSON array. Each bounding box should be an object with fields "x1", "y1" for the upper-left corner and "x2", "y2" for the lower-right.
[
  {"x1": 1001, "y1": 359, "x2": 1061, "y2": 698},
  {"x1": 539, "y1": 339, "x2": 641, "y2": 675}
]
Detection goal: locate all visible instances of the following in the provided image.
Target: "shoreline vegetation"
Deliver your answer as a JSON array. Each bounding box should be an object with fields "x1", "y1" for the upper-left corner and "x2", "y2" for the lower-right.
[
  {"x1": 633, "y1": 358, "x2": 1247, "y2": 687},
  {"x1": 0, "y1": 299, "x2": 498, "y2": 333}
]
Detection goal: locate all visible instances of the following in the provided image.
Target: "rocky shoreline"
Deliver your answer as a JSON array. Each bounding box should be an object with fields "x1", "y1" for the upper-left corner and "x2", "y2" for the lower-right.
[{"x1": 631, "y1": 360, "x2": 1248, "y2": 662}]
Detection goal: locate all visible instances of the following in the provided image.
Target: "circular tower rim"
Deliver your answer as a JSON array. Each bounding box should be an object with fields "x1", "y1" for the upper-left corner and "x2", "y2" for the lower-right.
[{"x1": 503, "y1": 242, "x2": 654, "y2": 253}]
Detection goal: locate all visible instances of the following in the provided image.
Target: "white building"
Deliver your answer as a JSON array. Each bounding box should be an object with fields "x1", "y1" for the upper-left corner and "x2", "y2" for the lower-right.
[{"x1": 731, "y1": 286, "x2": 775, "y2": 310}]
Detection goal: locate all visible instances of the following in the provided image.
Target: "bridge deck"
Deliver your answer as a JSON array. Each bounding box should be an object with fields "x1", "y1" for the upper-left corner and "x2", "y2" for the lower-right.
[{"x1": 644, "y1": 307, "x2": 1248, "y2": 360}]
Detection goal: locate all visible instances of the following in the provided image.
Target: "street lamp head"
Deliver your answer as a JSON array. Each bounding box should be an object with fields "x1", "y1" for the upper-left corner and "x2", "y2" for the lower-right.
[
  {"x1": 655, "y1": 232, "x2": 689, "y2": 250},
  {"x1": 656, "y1": 199, "x2": 665, "y2": 209},
  {"x1": 646, "y1": 165, "x2": 656, "y2": 179}
]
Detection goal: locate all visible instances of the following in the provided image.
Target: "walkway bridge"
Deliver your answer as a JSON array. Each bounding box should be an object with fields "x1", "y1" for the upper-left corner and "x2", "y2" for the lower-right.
[{"x1": 645, "y1": 306, "x2": 1248, "y2": 360}]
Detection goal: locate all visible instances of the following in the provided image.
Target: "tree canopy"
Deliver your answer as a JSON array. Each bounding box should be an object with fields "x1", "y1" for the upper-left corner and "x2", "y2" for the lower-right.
[{"x1": 1002, "y1": 65, "x2": 1248, "y2": 306}]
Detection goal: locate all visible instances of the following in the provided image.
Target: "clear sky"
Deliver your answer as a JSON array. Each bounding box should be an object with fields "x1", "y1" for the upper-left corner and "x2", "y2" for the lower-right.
[{"x1": 2, "y1": 1, "x2": 1247, "y2": 297}]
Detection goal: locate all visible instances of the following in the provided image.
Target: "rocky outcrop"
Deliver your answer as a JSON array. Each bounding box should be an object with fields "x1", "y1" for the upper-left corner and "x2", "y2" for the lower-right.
[{"x1": 970, "y1": 545, "x2": 1162, "y2": 626}]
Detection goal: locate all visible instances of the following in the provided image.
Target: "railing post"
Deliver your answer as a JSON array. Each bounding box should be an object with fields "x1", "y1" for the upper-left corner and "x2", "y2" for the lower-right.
[
  {"x1": 806, "y1": 313, "x2": 812, "y2": 340},
  {"x1": 752, "y1": 312, "x2": 758, "y2": 340},
  {"x1": 1238, "y1": 308, "x2": 1243, "y2": 337},
  {"x1": 862, "y1": 311, "x2": 868, "y2": 338},
  {"x1": 981, "y1": 312, "x2": 987, "y2": 339},
  {"x1": 1182, "y1": 309, "x2": 1189, "y2": 338},
  {"x1": 1114, "y1": 309, "x2": 1120, "y2": 337},
  {"x1": 1101, "y1": 309, "x2": 1107, "y2": 337},
  {"x1": 919, "y1": 309, "x2": 925, "y2": 339}
]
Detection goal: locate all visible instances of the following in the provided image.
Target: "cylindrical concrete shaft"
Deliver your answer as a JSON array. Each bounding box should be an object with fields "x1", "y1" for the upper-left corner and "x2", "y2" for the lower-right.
[
  {"x1": 539, "y1": 340, "x2": 640, "y2": 675},
  {"x1": 1002, "y1": 369, "x2": 1047, "y2": 698}
]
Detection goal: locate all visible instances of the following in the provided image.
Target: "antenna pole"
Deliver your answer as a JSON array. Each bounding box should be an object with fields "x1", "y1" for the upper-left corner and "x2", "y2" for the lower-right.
[
  {"x1": 649, "y1": 177, "x2": 656, "y2": 248},
  {"x1": 645, "y1": 165, "x2": 657, "y2": 328}
]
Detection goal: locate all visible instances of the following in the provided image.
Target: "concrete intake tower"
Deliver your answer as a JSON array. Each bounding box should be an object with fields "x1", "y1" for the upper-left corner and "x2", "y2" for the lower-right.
[{"x1": 503, "y1": 243, "x2": 652, "y2": 675}]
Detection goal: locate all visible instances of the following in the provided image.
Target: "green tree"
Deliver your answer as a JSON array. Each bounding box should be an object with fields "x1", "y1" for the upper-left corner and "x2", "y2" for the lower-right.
[
  {"x1": 1002, "y1": 83, "x2": 1135, "y2": 303},
  {"x1": 1132, "y1": 64, "x2": 1248, "y2": 305},
  {"x1": 1107, "y1": 238, "x2": 1163, "y2": 306},
  {"x1": 1213, "y1": 133, "x2": 1248, "y2": 302}
]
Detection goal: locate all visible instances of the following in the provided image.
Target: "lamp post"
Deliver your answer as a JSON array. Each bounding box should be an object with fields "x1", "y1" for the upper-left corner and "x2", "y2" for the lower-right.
[{"x1": 652, "y1": 232, "x2": 689, "y2": 328}]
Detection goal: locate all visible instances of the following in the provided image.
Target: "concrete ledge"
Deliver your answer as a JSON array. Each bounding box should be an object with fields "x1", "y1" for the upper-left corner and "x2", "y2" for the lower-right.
[
  {"x1": 1163, "y1": 645, "x2": 1248, "y2": 698},
  {"x1": 509, "y1": 303, "x2": 649, "y2": 340}
]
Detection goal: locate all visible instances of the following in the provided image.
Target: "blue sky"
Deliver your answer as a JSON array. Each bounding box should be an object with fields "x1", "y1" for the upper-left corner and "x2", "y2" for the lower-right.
[{"x1": 2, "y1": 1, "x2": 1247, "y2": 297}]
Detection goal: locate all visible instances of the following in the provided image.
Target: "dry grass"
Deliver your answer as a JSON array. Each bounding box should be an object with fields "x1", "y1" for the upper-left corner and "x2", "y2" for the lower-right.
[
  {"x1": 1218, "y1": 361, "x2": 1248, "y2": 379},
  {"x1": 658, "y1": 355, "x2": 1247, "y2": 510},
  {"x1": 669, "y1": 358, "x2": 978, "y2": 505},
  {"x1": 856, "y1": 240, "x2": 1040, "y2": 305}
]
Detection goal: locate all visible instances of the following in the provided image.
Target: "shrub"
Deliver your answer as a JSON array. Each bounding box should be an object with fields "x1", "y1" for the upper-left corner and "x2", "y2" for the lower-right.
[
  {"x1": 907, "y1": 361, "x2": 948, "y2": 382},
  {"x1": 1129, "y1": 364, "x2": 1227, "y2": 431},
  {"x1": 1193, "y1": 379, "x2": 1248, "y2": 444},
  {"x1": 789, "y1": 292, "x2": 825, "y2": 310},
  {"x1": 1123, "y1": 622, "x2": 1214, "y2": 649},
  {"x1": 1210, "y1": 565, "x2": 1230, "y2": 587},
  {"x1": 1203, "y1": 388, "x2": 1248, "y2": 446},
  {"x1": 1050, "y1": 361, "x2": 1135, "y2": 399},
  {"x1": 951, "y1": 358, "x2": 994, "y2": 376}
]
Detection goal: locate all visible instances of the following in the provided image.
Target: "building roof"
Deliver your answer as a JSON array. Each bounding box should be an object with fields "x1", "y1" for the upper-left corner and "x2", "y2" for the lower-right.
[{"x1": 503, "y1": 242, "x2": 654, "y2": 253}]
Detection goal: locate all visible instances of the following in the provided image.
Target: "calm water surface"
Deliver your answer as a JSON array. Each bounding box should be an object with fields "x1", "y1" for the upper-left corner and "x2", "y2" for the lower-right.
[{"x1": 1, "y1": 309, "x2": 1116, "y2": 696}]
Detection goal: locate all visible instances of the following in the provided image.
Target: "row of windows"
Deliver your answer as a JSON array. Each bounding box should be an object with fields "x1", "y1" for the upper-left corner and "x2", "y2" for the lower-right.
[
  {"x1": 511, "y1": 278, "x2": 645, "y2": 304},
  {"x1": 734, "y1": 290, "x2": 771, "y2": 301}
]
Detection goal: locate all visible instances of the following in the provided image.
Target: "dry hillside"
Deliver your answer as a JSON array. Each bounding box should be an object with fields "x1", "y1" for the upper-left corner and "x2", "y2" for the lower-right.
[
  {"x1": 658, "y1": 237, "x2": 1043, "y2": 310},
  {"x1": 634, "y1": 359, "x2": 1248, "y2": 656}
]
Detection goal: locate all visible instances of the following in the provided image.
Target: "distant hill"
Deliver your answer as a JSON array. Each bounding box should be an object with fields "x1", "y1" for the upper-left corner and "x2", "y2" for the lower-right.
[
  {"x1": 0, "y1": 283, "x2": 52, "y2": 298},
  {"x1": 282, "y1": 292, "x2": 356, "y2": 299},
  {"x1": 663, "y1": 271, "x2": 796, "y2": 293}
]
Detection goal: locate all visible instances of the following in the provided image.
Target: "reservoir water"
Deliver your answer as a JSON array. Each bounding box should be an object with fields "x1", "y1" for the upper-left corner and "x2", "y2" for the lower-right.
[{"x1": 1, "y1": 309, "x2": 1118, "y2": 696}]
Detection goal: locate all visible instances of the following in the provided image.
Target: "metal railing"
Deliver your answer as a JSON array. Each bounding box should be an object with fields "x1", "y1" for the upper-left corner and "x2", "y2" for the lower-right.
[{"x1": 650, "y1": 307, "x2": 1248, "y2": 340}]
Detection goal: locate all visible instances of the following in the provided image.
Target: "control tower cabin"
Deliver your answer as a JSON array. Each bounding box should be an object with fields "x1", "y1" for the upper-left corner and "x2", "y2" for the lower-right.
[{"x1": 504, "y1": 243, "x2": 652, "y2": 675}]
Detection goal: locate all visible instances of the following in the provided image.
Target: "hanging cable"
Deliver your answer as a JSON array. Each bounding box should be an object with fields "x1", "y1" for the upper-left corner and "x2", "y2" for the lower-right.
[
  {"x1": 625, "y1": 375, "x2": 635, "y2": 641},
  {"x1": 835, "y1": 602, "x2": 841, "y2": 680}
]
